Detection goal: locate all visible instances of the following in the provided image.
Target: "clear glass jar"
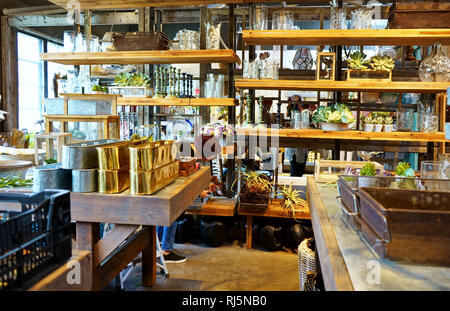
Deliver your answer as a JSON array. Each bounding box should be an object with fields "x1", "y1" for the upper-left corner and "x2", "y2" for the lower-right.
[
  {"x1": 63, "y1": 31, "x2": 76, "y2": 52},
  {"x1": 419, "y1": 42, "x2": 450, "y2": 82},
  {"x1": 330, "y1": 5, "x2": 347, "y2": 29},
  {"x1": 419, "y1": 113, "x2": 439, "y2": 133},
  {"x1": 396, "y1": 108, "x2": 414, "y2": 132},
  {"x1": 261, "y1": 61, "x2": 279, "y2": 80},
  {"x1": 350, "y1": 8, "x2": 373, "y2": 29},
  {"x1": 272, "y1": 11, "x2": 294, "y2": 30},
  {"x1": 254, "y1": 5, "x2": 268, "y2": 30},
  {"x1": 421, "y1": 161, "x2": 444, "y2": 179},
  {"x1": 206, "y1": 23, "x2": 221, "y2": 49}
]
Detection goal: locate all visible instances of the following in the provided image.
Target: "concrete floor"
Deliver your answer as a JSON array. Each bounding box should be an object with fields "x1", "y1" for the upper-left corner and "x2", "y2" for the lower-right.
[{"x1": 108, "y1": 241, "x2": 300, "y2": 291}]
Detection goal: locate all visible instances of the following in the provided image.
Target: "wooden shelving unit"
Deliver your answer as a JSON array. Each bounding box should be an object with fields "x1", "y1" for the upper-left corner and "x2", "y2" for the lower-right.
[
  {"x1": 116, "y1": 97, "x2": 238, "y2": 107},
  {"x1": 242, "y1": 29, "x2": 450, "y2": 46},
  {"x1": 40, "y1": 49, "x2": 241, "y2": 66},
  {"x1": 235, "y1": 79, "x2": 450, "y2": 93},
  {"x1": 236, "y1": 128, "x2": 447, "y2": 143}
]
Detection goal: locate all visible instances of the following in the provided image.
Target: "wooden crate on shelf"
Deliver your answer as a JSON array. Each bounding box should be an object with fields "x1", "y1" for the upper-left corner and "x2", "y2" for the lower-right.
[
  {"x1": 314, "y1": 160, "x2": 384, "y2": 183},
  {"x1": 346, "y1": 69, "x2": 392, "y2": 82},
  {"x1": 388, "y1": 0, "x2": 450, "y2": 29}
]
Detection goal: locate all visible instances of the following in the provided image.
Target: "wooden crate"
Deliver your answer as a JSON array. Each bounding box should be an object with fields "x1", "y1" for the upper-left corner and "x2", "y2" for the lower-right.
[
  {"x1": 346, "y1": 69, "x2": 392, "y2": 82},
  {"x1": 389, "y1": 0, "x2": 450, "y2": 29},
  {"x1": 314, "y1": 160, "x2": 384, "y2": 183}
]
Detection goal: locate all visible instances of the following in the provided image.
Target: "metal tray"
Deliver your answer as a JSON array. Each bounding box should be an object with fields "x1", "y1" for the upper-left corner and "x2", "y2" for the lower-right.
[
  {"x1": 357, "y1": 187, "x2": 450, "y2": 266},
  {"x1": 62, "y1": 139, "x2": 120, "y2": 169},
  {"x1": 98, "y1": 167, "x2": 130, "y2": 194},
  {"x1": 130, "y1": 160, "x2": 179, "y2": 195},
  {"x1": 96, "y1": 139, "x2": 147, "y2": 170},
  {"x1": 129, "y1": 140, "x2": 177, "y2": 171}
]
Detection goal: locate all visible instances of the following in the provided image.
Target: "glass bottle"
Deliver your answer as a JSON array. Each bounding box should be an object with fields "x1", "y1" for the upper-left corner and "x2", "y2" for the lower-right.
[{"x1": 419, "y1": 42, "x2": 450, "y2": 82}]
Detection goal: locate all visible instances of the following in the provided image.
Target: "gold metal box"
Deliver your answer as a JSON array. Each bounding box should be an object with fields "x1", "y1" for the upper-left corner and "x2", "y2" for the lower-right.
[
  {"x1": 98, "y1": 166, "x2": 130, "y2": 194},
  {"x1": 130, "y1": 160, "x2": 180, "y2": 195},
  {"x1": 129, "y1": 140, "x2": 177, "y2": 171},
  {"x1": 96, "y1": 139, "x2": 147, "y2": 170}
]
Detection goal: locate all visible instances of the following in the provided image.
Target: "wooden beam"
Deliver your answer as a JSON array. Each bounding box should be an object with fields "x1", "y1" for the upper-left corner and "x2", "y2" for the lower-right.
[{"x1": 1, "y1": 15, "x2": 18, "y2": 132}]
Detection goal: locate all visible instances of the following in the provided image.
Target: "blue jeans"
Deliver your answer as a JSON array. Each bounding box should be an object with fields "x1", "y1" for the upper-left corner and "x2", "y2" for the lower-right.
[{"x1": 157, "y1": 222, "x2": 178, "y2": 252}]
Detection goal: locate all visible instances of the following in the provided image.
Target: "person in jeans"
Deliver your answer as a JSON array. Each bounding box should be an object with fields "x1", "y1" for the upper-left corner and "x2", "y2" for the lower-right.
[{"x1": 157, "y1": 222, "x2": 186, "y2": 263}]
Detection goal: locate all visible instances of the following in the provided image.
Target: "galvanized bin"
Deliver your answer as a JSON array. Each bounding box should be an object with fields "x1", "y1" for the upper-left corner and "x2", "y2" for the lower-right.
[
  {"x1": 32, "y1": 163, "x2": 71, "y2": 192},
  {"x1": 72, "y1": 169, "x2": 97, "y2": 193}
]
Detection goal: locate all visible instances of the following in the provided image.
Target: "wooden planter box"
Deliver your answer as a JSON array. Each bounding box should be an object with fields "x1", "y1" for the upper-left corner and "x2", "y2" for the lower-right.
[
  {"x1": 389, "y1": 0, "x2": 450, "y2": 29},
  {"x1": 239, "y1": 184, "x2": 270, "y2": 210},
  {"x1": 346, "y1": 69, "x2": 392, "y2": 82},
  {"x1": 357, "y1": 187, "x2": 450, "y2": 266}
]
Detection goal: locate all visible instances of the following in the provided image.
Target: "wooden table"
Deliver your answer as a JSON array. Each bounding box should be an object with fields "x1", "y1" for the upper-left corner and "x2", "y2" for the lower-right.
[
  {"x1": 70, "y1": 167, "x2": 210, "y2": 290},
  {"x1": 306, "y1": 176, "x2": 450, "y2": 291},
  {"x1": 238, "y1": 198, "x2": 311, "y2": 249},
  {"x1": 186, "y1": 197, "x2": 237, "y2": 217}
]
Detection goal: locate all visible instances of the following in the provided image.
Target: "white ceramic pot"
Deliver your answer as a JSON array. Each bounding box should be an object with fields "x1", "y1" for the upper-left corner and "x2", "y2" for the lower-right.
[
  {"x1": 320, "y1": 122, "x2": 348, "y2": 131},
  {"x1": 363, "y1": 124, "x2": 374, "y2": 132},
  {"x1": 384, "y1": 124, "x2": 393, "y2": 132},
  {"x1": 374, "y1": 124, "x2": 383, "y2": 132}
]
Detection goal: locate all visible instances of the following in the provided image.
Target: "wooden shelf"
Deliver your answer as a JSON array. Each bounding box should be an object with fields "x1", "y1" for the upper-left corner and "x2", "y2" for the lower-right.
[
  {"x1": 41, "y1": 49, "x2": 241, "y2": 65},
  {"x1": 238, "y1": 198, "x2": 310, "y2": 220},
  {"x1": 116, "y1": 97, "x2": 237, "y2": 107},
  {"x1": 236, "y1": 128, "x2": 448, "y2": 143},
  {"x1": 235, "y1": 79, "x2": 450, "y2": 93},
  {"x1": 59, "y1": 93, "x2": 121, "y2": 100},
  {"x1": 243, "y1": 29, "x2": 450, "y2": 46}
]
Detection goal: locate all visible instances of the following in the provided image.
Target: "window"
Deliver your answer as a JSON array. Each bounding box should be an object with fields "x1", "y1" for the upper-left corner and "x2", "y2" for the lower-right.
[{"x1": 17, "y1": 32, "x2": 44, "y2": 131}]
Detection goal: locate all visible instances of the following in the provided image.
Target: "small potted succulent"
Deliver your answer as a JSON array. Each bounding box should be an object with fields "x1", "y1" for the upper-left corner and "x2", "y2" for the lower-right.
[
  {"x1": 312, "y1": 103, "x2": 355, "y2": 131},
  {"x1": 91, "y1": 85, "x2": 109, "y2": 94},
  {"x1": 373, "y1": 116, "x2": 384, "y2": 132},
  {"x1": 362, "y1": 115, "x2": 374, "y2": 132},
  {"x1": 358, "y1": 162, "x2": 377, "y2": 187},
  {"x1": 384, "y1": 116, "x2": 394, "y2": 132}
]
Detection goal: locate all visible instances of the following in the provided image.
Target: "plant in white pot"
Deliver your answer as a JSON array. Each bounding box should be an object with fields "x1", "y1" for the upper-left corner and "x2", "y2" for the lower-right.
[
  {"x1": 374, "y1": 116, "x2": 384, "y2": 132},
  {"x1": 384, "y1": 116, "x2": 394, "y2": 132},
  {"x1": 362, "y1": 115, "x2": 374, "y2": 132},
  {"x1": 358, "y1": 162, "x2": 377, "y2": 187},
  {"x1": 312, "y1": 103, "x2": 355, "y2": 131}
]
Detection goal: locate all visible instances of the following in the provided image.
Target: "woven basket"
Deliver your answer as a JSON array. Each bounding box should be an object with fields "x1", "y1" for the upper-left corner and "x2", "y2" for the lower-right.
[{"x1": 298, "y1": 238, "x2": 317, "y2": 291}]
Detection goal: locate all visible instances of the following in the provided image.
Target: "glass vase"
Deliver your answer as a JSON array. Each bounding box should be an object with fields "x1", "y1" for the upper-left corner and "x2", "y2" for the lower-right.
[
  {"x1": 419, "y1": 43, "x2": 450, "y2": 82},
  {"x1": 330, "y1": 5, "x2": 347, "y2": 29},
  {"x1": 254, "y1": 5, "x2": 268, "y2": 30}
]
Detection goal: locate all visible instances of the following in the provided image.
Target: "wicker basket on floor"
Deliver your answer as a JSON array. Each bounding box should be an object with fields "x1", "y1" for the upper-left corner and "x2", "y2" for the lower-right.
[{"x1": 298, "y1": 238, "x2": 317, "y2": 291}]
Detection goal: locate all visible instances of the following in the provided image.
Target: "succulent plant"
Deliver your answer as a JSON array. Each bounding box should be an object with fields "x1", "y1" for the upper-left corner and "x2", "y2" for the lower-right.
[
  {"x1": 232, "y1": 170, "x2": 272, "y2": 194},
  {"x1": 384, "y1": 116, "x2": 393, "y2": 125},
  {"x1": 277, "y1": 184, "x2": 308, "y2": 221},
  {"x1": 369, "y1": 55, "x2": 395, "y2": 71},
  {"x1": 129, "y1": 72, "x2": 151, "y2": 87},
  {"x1": 363, "y1": 115, "x2": 374, "y2": 124},
  {"x1": 347, "y1": 51, "x2": 370, "y2": 70},
  {"x1": 375, "y1": 116, "x2": 385, "y2": 125},
  {"x1": 114, "y1": 72, "x2": 131, "y2": 86},
  {"x1": 395, "y1": 161, "x2": 415, "y2": 177},
  {"x1": 360, "y1": 162, "x2": 377, "y2": 176}
]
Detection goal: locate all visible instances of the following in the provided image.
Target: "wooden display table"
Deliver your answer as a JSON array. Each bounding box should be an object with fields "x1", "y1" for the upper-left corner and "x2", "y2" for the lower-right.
[
  {"x1": 306, "y1": 176, "x2": 450, "y2": 291},
  {"x1": 186, "y1": 197, "x2": 237, "y2": 217},
  {"x1": 238, "y1": 198, "x2": 311, "y2": 249},
  {"x1": 34, "y1": 132, "x2": 72, "y2": 165},
  {"x1": 27, "y1": 250, "x2": 91, "y2": 291},
  {"x1": 70, "y1": 167, "x2": 210, "y2": 290}
]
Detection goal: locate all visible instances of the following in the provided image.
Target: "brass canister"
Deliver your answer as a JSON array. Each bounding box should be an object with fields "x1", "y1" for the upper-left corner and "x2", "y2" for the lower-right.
[
  {"x1": 130, "y1": 160, "x2": 180, "y2": 195},
  {"x1": 97, "y1": 139, "x2": 147, "y2": 170},
  {"x1": 129, "y1": 140, "x2": 177, "y2": 171},
  {"x1": 98, "y1": 166, "x2": 130, "y2": 194}
]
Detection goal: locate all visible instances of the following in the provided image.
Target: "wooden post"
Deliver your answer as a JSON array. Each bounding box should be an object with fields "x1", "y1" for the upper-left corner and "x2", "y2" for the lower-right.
[
  {"x1": 76, "y1": 222, "x2": 101, "y2": 291},
  {"x1": 1, "y1": 16, "x2": 18, "y2": 132},
  {"x1": 246, "y1": 215, "x2": 253, "y2": 249},
  {"x1": 142, "y1": 226, "x2": 157, "y2": 287}
]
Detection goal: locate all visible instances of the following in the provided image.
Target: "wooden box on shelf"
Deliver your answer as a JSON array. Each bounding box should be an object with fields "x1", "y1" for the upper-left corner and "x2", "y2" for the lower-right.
[
  {"x1": 108, "y1": 86, "x2": 153, "y2": 98},
  {"x1": 239, "y1": 184, "x2": 270, "y2": 210},
  {"x1": 314, "y1": 160, "x2": 384, "y2": 183},
  {"x1": 316, "y1": 52, "x2": 336, "y2": 81},
  {"x1": 179, "y1": 157, "x2": 198, "y2": 177},
  {"x1": 346, "y1": 69, "x2": 392, "y2": 82}
]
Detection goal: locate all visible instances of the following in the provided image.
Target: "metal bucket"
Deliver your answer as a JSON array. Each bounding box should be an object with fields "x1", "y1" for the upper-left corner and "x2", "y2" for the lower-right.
[
  {"x1": 72, "y1": 169, "x2": 97, "y2": 193},
  {"x1": 32, "y1": 163, "x2": 71, "y2": 192},
  {"x1": 62, "y1": 139, "x2": 120, "y2": 169}
]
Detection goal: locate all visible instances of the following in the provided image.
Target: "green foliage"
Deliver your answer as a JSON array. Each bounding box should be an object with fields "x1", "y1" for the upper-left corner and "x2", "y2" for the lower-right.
[
  {"x1": 347, "y1": 51, "x2": 370, "y2": 70},
  {"x1": 114, "y1": 72, "x2": 132, "y2": 86},
  {"x1": 395, "y1": 161, "x2": 415, "y2": 177},
  {"x1": 360, "y1": 162, "x2": 377, "y2": 176},
  {"x1": 369, "y1": 55, "x2": 395, "y2": 71},
  {"x1": 44, "y1": 158, "x2": 57, "y2": 164},
  {"x1": 92, "y1": 85, "x2": 108, "y2": 93},
  {"x1": 114, "y1": 72, "x2": 151, "y2": 87},
  {"x1": 0, "y1": 176, "x2": 33, "y2": 188},
  {"x1": 312, "y1": 103, "x2": 355, "y2": 125}
]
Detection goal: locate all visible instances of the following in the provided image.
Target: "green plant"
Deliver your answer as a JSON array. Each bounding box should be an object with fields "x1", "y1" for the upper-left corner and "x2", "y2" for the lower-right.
[
  {"x1": 375, "y1": 116, "x2": 384, "y2": 125},
  {"x1": 232, "y1": 171, "x2": 272, "y2": 194},
  {"x1": 92, "y1": 85, "x2": 108, "y2": 93},
  {"x1": 360, "y1": 162, "x2": 377, "y2": 176},
  {"x1": 395, "y1": 161, "x2": 415, "y2": 177},
  {"x1": 312, "y1": 103, "x2": 355, "y2": 125},
  {"x1": 0, "y1": 176, "x2": 33, "y2": 188},
  {"x1": 44, "y1": 158, "x2": 57, "y2": 164},
  {"x1": 369, "y1": 55, "x2": 395, "y2": 71},
  {"x1": 384, "y1": 116, "x2": 393, "y2": 125},
  {"x1": 347, "y1": 51, "x2": 370, "y2": 70},
  {"x1": 129, "y1": 72, "x2": 151, "y2": 87},
  {"x1": 114, "y1": 72, "x2": 132, "y2": 86},
  {"x1": 277, "y1": 184, "x2": 308, "y2": 221},
  {"x1": 362, "y1": 116, "x2": 374, "y2": 124}
]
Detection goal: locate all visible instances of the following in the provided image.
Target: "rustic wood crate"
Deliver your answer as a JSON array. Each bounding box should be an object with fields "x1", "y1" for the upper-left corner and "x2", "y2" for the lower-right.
[{"x1": 389, "y1": 0, "x2": 450, "y2": 29}]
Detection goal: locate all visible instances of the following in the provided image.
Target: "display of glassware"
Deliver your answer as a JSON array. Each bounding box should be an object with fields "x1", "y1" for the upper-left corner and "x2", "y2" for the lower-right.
[
  {"x1": 166, "y1": 116, "x2": 193, "y2": 141},
  {"x1": 119, "y1": 111, "x2": 138, "y2": 140},
  {"x1": 419, "y1": 113, "x2": 439, "y2": 133},
  {"x1": 421, "y1": 161, "x2": 445, "y2": 179},
  {"x1": 396, "y1": 108, "x2": 414, "y2": 132},
  {"x1": 205, "y1": 74, "x2": 225, "y2": 98},
  {"x1": 419, "y1": 42, "x2": 450, "y2": 82},
  {"x1": 350, "y1": 7, "x2": 373, "y2": 29},
  {"x1": 90, "y1": 35, "x2": 101, "y2": 52},
  {"x1": 260, "y1": 60, "x2": 279, "y2": 80},
  {"x1": 137, "y1": 124, "x2": 159, "y2": 141},
  {"x1": 206, "y1": 23, "x2": 222, "y2": 49},
  {"x1": 63, "y1": 30, "x2": 76, "y2": 52},
  {"x1": 243, "y1": 59, "x2": 261, "y2": 79},
  {"x1": 75, "y1": 33, "x2": 87, "y2": 52},
  {"x1": 330, "y1": 2, "x2": 347, "y2": 30},
  {"x1": 177, "y1": 30, "x2": 200, "y2": 50},
  {"x1": 254, "y1": 5, "x2": 268, "y2": 30},
  {"x1": 272, "y1": 11, "x2": 294, "y2": 30}
]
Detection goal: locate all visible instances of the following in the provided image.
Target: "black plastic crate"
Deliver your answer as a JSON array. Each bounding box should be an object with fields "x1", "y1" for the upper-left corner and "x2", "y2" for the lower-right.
[{"x1": 0, "y1": 190, "x2": 71, "y2": 290}]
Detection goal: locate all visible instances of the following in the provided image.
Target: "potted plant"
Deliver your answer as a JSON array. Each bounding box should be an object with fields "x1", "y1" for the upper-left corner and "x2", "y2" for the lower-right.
[
  {"x1": 362, "y1": 115, "x2": 374, "y2": 132},
  {"x1": 312, "y1": 103, "x2": 355, "y2": 131},
  {"x1": 395, "y1": 161, "x2": 415, "y2": 177},
  {"x1": 234, "y1": 171, "x2": 273, "y2": 209},
  {"x1": 374, "y1": 116, "x2": 384, "y2": 132},
  {"x1": 358, "y1": 162, "x2": 377, "y2": 187},
  {"x1": 277, "y1": 184, "x2": 308, "y2": 221},
  {"x1": 91, "y1": 85, "x2": 108, "y2": 94},
  {"x1": 384, "y1": 116, "x2": 394, "y2": 132}
]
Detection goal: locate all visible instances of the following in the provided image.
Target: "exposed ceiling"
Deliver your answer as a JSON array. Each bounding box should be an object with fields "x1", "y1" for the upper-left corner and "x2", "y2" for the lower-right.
[{"x1": 0, "y1": 0, "x2": 52, "y2": 10}]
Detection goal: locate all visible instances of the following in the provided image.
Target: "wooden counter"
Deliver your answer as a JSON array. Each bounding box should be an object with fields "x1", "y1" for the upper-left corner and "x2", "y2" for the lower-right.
[{"x1": 306, "y1": 176, "x2": 450, "y2": 291}]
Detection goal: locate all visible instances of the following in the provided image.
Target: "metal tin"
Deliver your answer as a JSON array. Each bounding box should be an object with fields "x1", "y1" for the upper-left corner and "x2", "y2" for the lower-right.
[
  {"x1": 129, "y1": 140, "x2": 177, "y2": 171},
  {"x1": 32, "y1": 163, "x2": 71, "y2": 192},
  {"x1": 130, "y1": 160, "x2": 179, "y2": 195},
  {"x1": 96, "y1": 139, "x2": 147, "y2": 170},
  {"x1": 72, "y1": 169, "x2": 97, "y2": 193},
  {"x1": 98, "y1": 167, "x2": 129, "y2": 194},
  {"x1": 62, "y1": 139, "x2": 120, "y2": 169}
]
